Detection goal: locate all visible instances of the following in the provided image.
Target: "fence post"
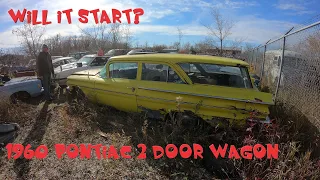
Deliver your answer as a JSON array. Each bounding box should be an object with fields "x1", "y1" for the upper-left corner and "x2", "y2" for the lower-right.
[
  {"x1": 260, "y1": 39, "x2": 271, "y2": 81},
  {"x1": 274, "y1": 28, "x2": 294, "y2": 101}
]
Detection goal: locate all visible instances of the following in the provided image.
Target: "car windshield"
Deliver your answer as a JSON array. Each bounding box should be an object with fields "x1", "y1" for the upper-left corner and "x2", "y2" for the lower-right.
[
  {"x1": 78, "y1": 56, "x2": 95, "y2": 65},
  {"x1": 99, "y1": 64, "x2": 107, "y2": 78},
  {"x1": 105, "y1": 50, "x2": 114, "y2": 56},
  {"x1": 90, "y1": 57, "x2": 109, "y2": 66},
  {"x1": 178, "y1": 62, "x2": 253, "y2": 88}
]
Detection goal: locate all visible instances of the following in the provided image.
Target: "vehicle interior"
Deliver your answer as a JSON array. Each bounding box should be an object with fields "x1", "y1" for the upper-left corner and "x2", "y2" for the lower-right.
[
  {"x1": 142, "y1": 64, "x2": 168, "y2": 82},
  {"x1": 141, "y1": 63, "x2": 184, "y2": 83},
  {"x1": 109, "y1": 63, "x2": 138, "y2": 79},
  {"x1": 90, "y1": 57, "x2": 110, "y2": 66},
  {"x1": 178, "y1": 63, "x2": 252, "y2": 88}
]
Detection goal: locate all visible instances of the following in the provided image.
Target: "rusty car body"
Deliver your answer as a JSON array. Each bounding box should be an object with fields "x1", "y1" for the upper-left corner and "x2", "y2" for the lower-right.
[{"x1": 66, "y1": 54, "x2": 274, "y2": 127}]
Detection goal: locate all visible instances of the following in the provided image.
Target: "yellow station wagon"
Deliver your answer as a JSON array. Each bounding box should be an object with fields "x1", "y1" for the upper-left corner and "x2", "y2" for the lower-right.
[{"x1": 67, "y1": 54, "x2": 274, "y2": 128}]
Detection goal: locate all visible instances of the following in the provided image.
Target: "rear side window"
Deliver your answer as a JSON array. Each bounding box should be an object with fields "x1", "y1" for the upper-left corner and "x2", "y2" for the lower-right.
[
  {"x1": 141, "y1": 63, "x2": 184, "y2": 84},
  {"x1": 178, "y1": 63, "x2": 252, "y2": 88},
  {"x1": 109, "y1": 62, "x2": 138, "y2": 79}
]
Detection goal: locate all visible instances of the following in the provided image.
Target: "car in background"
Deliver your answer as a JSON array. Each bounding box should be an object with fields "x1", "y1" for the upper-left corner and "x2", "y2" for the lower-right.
[
  {"x1": 68, "y1": 52, "x2": 90, "y2": 60},
  {"x1": 127, "y1": 49, "x2": 155, "y2": 55},
  {"x1": 52, "y1": 56, "x2": 63, "y2": 60},
  {"x1": 0, "y1": 75, "x2": 43, "y2": 103},
  {"x1": 26, "y1": 59, "x2": 37, "y2": 70},
  {"x1": 105, "y1": 49, "x2": 130, "y2": 57},
  {"x1": 26, "y1": 56, "x2": 63, "y2": 70},
  {"x1": 67, "y1": 54, "x2": 274, "y2": 128},
  {"x1": 52, "y1": 57, "x2": 78, "y2": 70},
  {"x1": 127, "y1": 52, "x2": 157, "y2": 55},
  {"x1": 158, "y1": 49, "x2": 179, "y2": 54},
  {"x1": 54, "y1": 55, "x2": 111, "y2": 86}
]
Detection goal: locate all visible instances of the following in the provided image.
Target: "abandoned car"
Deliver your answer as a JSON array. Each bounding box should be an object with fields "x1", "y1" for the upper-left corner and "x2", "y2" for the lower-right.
[
  {"x1": 66, "y1": 54, "x2": 274, "y2": 127},
  {"x1": 54, "y1": 55, "x2": 110, "y2": 86},
  {"x1": 0, "y1": 76, "x2": 43, "y2": 103}
]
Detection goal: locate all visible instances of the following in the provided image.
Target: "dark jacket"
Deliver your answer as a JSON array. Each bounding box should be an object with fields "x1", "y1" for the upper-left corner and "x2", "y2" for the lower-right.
[{"x1": 36, "y1": 51, "x2": 54, "y2": 76}]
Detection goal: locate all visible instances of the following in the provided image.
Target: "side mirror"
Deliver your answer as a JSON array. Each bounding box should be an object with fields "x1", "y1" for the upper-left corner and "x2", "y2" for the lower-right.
[{"x1": 77, "y1": 63, "x2": 83, "y2": 67}]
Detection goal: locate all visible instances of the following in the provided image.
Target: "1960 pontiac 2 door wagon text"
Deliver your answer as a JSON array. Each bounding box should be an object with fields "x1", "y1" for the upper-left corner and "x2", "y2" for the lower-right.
[{"x1": 67, "y1": 54, "x2": 274, "y2": 127}]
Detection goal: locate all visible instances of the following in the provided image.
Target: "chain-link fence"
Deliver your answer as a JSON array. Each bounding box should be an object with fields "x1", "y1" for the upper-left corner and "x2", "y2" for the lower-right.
[{"x1": 242, "y1": 21, "x2": 320, "y2": 129}]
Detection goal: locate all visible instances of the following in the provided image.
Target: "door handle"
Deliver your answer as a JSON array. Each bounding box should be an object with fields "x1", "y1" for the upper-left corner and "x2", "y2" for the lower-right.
[{"x1": 127, "y1": 87, "x2": 135, "y2": 92}]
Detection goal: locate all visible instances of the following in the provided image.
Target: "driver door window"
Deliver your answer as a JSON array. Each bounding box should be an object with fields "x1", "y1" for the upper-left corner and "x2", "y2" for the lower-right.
[{"x1": 109, "y1": 62, "x2": 138, "y2": 79}]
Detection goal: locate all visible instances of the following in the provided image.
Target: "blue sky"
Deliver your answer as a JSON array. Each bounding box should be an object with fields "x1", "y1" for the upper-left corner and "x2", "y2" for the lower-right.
[{"x1": 0, "y1": 0, "x2": 319, "y2": 49}]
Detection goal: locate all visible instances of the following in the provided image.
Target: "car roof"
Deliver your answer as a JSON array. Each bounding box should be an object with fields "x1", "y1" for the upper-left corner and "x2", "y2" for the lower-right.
[
  {"x1": 129, "y1": 52, "x2": 156, "y2": 55},
  {"x1": 110, "y1": 54, "x2": 249, "y2": 67},
  {"x1": 83, "y1": 54, "x2": 97, "y2": 57},
  {"x1": 52, "y1": 57, "x2": 74, "y2": 62}
]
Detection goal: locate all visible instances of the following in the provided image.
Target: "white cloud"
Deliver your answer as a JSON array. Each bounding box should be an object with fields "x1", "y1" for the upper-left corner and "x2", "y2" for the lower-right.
[
  {"x1": 0, "y1": 14, "x2": 300, "y2": 48},
  {"x1": 0, "y1": 26, "x2": 21, "y2": 48},
  {"x1": 224, "y1": 0, "x2": 258, "y2": 9},
  {"x1": 274, "y1": 0, "x2": 315, "y2": 15},
  {"x1": 277, "y1": 3, "x2": 304, "y2": 11},
  {"x1": 0, "y1": 0, "x2": 302, "y2": 48}
]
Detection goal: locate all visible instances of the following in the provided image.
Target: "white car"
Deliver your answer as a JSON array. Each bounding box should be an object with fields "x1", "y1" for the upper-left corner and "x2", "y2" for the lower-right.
[
  {"x1": 54, "y1": 54, "x2": 110, "y2": 86},
  {"x1": 52, "y1": 57, "x2": 78, "y2": 69}
]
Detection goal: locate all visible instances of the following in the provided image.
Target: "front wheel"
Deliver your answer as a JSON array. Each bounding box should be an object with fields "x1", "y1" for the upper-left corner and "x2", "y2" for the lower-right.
[{"x1": 10, "y1": 92, "x2": 31, "y2": 104}]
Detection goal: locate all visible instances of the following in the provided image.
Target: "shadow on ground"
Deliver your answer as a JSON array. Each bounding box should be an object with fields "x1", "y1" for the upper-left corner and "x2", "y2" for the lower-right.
[{"x1": 13, "y1": 101, "x2": 51, "y2": 179}]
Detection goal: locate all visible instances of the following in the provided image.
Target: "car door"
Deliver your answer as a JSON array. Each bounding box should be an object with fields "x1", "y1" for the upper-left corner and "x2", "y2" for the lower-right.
[
  {"x1": 94, "y1": 61, "x2": 138, "y2": 112},
  {"x1": 135, "y1": 61, "x2": 196, "y2": 119}
]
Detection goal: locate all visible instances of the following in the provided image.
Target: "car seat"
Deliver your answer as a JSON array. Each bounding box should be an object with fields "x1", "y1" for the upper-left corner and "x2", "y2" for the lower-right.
[{"x1": 229, "y1": 75, "x2": 245, "y2": 88}]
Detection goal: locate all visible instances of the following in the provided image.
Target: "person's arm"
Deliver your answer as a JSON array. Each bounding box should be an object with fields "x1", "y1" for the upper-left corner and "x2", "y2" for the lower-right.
[
  {"x1": 36, "y1": 53, "x2": 40, "y2": 76},
  {"x1": 36, "y1": 53, "x2": 43, "y2": 78},
  {"x1": 49, "y1": 54, "x2": 54, "y2": 76}
]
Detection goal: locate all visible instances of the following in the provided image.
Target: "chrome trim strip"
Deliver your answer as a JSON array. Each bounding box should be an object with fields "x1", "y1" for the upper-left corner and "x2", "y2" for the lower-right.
[
  {"x1": 137, "y1": 95, "x2": 241, "y2": 111},
  {"x1": 95, "y1": 87, "x2": 134, "y2": 96},
  {"x1": 67, "y1": 84, "x2": 273, "y2": 105},
  {"x1": 68, "y1": 83, "x2": 135, "y2": 96},
  {"x1": 137, "y1": 87, "x2": 274, "y2": 105}
]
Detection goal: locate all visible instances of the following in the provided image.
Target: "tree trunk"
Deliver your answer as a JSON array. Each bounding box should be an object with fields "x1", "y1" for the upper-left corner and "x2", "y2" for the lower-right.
[{"x1": 220, "y1": 40, "x2": 223, "y2": 56}]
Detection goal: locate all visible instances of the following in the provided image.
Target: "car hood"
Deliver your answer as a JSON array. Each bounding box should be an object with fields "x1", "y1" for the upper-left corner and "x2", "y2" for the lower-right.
[
  {"x1": 1, "y1": 76, "x2": 39, "y2": 86},
  {"x1": 72, "y1": 67, "x2": 102, "y2": 76}
]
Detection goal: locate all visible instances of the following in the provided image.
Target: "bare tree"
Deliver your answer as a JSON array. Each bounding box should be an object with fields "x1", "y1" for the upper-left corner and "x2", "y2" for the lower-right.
[
  {"x1": 144, "y1": 41, "x2": 149, "y2": 49},
  {"x1": 172, "y1": 42, "x2": 180, "y2": 49},
  {"x1": 228, "y1": 37, "x2": 246, "y2": 51},
  {"x1": 109, "y1": 24, "x2": 122, "y2": 49},
  {"x1": 78, "y1": 24, "x2": 110, "y2": 51},
  {"x1": 194, "y1": 39, "x2": 215, "y2": 54},
  {"x1": 152, "y1": 44, "x2": 167, "y2": 51},
  {"x1": 121, "y1": 24, "x2": 132, "y2": 50},
  {"x1": 203, "y1": 8, "x2": 235, "y2": 56},
  {"x1": 183, "y1": 42, "x2": 191, "y2": 53},
  {"x1": 177, "y1": 27, "x2": 183, "y2": 50},
  {"x1": 12, "y1": 22, "x2": 46, "y2": 58}
]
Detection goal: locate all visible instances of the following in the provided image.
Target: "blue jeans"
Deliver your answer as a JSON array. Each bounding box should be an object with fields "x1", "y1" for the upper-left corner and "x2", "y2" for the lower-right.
[{"x1": 42, "y1": 73, "x2": 51, "y2": 100}]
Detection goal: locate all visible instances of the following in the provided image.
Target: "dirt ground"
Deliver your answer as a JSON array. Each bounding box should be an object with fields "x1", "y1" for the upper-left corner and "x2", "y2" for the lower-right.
[
  {"x1": 0, "y1": 93, "x2": 215, "y2": 180},
  {"x1": 1, "y1": 89, "x2": 319, "y2": 180}
]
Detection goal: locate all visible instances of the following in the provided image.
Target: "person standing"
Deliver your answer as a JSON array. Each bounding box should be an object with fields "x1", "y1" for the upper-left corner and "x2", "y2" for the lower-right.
[{"x1": 36, "y1": 44, "x2": 54, "y2": 101}]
